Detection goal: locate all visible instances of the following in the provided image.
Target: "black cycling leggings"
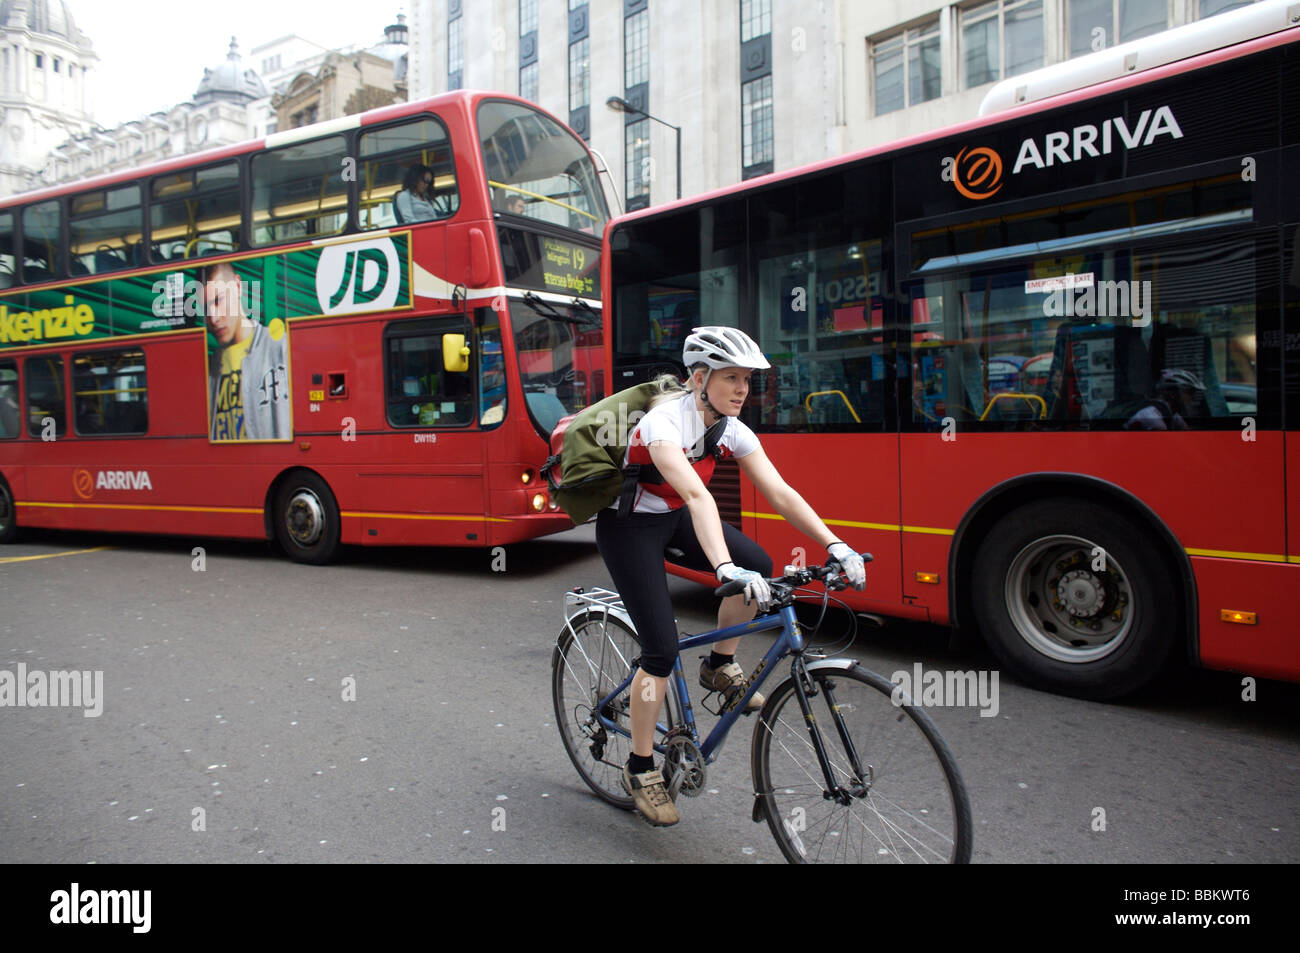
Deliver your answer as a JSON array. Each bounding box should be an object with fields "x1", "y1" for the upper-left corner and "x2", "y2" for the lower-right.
[{"x1": 595, "y1": 507, "x2": 773, "y2": 678}]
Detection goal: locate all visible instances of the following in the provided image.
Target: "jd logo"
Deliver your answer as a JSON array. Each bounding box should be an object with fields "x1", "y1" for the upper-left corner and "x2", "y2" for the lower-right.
[{"x1": 315, "y1": 238, "x2": 401, "y2": 315}]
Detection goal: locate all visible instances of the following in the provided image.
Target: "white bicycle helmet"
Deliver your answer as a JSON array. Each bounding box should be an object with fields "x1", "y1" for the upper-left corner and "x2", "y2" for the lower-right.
[
  {"x1": 1158, "y1": 368, "x2": 1205, "y2": 391},
  {"x1": 682, "y1": 326, "x2": 770, "y2": 371}
]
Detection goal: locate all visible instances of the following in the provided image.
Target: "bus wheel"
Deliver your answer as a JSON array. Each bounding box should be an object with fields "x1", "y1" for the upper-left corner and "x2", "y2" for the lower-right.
[
  {"x1": 970, "y1": 498, "x2": 1176, "y2": 700},
  {"x1": 0, "y1": 478, "x2": 18, "y2": 544},
  {"x1": 273, "y1": 472, "x2": 340, "y2": 565}
]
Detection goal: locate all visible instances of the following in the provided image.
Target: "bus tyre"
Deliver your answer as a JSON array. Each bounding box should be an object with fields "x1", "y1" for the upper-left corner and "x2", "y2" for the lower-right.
[
  {"x1": 273, "y1": 472, "x2": 340, "y2": 565},
  {"x1": 971, "y1": 498, "x2": 1176, "y2": 701},
  {"x1": 0, "y1": 478, "x2": 17, "y2": 544}
]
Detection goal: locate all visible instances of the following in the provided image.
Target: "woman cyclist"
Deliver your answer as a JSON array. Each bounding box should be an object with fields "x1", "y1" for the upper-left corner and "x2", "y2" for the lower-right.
[{"x1": 599, "y1": 326, "x2": 866, "y2": 826}]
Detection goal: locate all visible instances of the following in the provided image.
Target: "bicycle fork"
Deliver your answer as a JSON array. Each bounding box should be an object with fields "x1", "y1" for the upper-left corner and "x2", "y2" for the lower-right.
[{"x1": 789, "y1": 658, "x2": 871, "y2": 804}]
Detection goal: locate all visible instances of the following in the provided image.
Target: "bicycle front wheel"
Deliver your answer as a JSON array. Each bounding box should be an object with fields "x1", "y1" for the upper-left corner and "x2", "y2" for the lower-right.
[
  {"x1": 552, "y1": 609, "x2": 678, "y2": 810},
  {"x1": 752, "y1": 663, "x2": 972, "y2": 863}
]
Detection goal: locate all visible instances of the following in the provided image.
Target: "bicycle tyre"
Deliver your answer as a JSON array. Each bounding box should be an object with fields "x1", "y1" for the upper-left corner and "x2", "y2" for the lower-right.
[
  {"x1": 752, "y1": 663, "x2": 972, "y2": 864},
  {"x1": 551, "y1": 609, "x2": 678, "y2": 810}
]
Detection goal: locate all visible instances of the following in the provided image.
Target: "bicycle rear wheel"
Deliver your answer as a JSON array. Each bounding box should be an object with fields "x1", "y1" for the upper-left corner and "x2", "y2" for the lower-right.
[
  {"x1": 752, "y1": 663, "x2": 972, "y2": 863},
  {"x1": 552, "y1": 609, "x2": 678, "y2": 809}
]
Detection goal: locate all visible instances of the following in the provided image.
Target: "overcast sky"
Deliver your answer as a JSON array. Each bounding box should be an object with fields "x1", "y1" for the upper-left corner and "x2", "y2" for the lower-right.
[{"x1": 71, "y1": 1, "x2": 401, "y2": 127}]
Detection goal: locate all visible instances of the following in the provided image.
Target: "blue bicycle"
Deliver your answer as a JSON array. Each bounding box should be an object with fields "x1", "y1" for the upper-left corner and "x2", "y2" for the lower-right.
[{"x1": 551, "y1": 558, "x2": 973, "y2": 863}]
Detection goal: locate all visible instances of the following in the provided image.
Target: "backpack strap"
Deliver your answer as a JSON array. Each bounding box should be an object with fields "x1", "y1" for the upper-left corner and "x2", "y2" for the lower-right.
[{"x1": 615, "y1": 417, "x2": 729, "y2": 517}]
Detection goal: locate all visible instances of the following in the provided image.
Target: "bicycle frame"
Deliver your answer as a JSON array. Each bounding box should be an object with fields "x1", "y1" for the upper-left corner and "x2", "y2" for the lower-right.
[{"x1": 592, "y1": 603, "x2": 801, "y2": 763}]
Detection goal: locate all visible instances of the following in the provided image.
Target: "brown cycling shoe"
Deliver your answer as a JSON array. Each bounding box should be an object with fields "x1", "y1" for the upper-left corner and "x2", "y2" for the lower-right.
[
  {"x1": 622, "y1": 764, "x2": 679, "y2": 827},
  {"x1": 699, "y1": 660, "x2": 764, "y2": 713}
]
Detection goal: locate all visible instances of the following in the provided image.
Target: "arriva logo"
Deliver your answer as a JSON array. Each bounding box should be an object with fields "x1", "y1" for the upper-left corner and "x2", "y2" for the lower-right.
[
  {"x1": 73, "y1": 469, "x2": 153, "y2": 498},
  {"x1": 952, "y1": 146, "x2": 1004, "y2": 200},
  {"x1": 949, "y1": 104, "x2": 1184, "y2": 200},
  {"x1": 314, "y1": 237, "x2": 401, "y2": 315}
]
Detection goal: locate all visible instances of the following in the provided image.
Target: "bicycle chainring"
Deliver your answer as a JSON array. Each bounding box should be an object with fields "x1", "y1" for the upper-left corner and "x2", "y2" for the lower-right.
[{"x1": 662, "y1": 731, "x2": 707, "y2": 799}]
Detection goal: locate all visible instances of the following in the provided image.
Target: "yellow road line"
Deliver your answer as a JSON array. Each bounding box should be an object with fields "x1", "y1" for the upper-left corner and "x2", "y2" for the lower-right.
[{"x1": 0, "y1": 546, "x2": 111, "y2": 565}]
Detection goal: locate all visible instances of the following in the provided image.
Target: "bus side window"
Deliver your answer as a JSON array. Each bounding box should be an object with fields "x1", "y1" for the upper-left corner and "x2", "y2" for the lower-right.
[
  {"x1": 0, "y1": 211, "x2": 15, "y2": 289},
  {"x1": 359, "y1": 116, "x2": 461, "y2": 231},
  {"x1": 0, "y1": 362, "x2": 18, "y2": 438},
  {"x1": 251, "y1": 136, "x2": 349, "y2": 246},
  {"x1": 25, "y1": 355, "x2": 66, "y2": 438},
  {"x1": 151, "y1": 162, "x2": 242, "y2": 262},
  {"x1": 22, "y1": 200, "x2": 61, "y2": 282},
  {"x1": 70, "y1": 185, "x2": 142, "y2": 276}
]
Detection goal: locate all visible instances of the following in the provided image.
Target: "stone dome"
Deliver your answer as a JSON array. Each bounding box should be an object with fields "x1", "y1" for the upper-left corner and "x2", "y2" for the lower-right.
[
  {"x1": 194, "y1": 36, "x2": 268, "y2": 105},
  {"x1": 0, "y1": 0, "x2": 90, "y2": 45}
]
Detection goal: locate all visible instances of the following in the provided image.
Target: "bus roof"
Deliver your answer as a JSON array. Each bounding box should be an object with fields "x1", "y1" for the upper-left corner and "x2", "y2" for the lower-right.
[
  {"x1": 609, "y1": 4, "x2": 1298, "y2": 228},
  {"x1": 0, "y1": 88, "x2": 545, "y2": 209},
  {"x1": 979, "y1": 0, "x2": 1300, "y2": 115}
]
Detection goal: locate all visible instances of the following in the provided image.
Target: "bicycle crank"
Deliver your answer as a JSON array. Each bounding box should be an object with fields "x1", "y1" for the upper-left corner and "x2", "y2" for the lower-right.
[{"x1": 662, "y1": 732, "x2": 707, "y2": 799}]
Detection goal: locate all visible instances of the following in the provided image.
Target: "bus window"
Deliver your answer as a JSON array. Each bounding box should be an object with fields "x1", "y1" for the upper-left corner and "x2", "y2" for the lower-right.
[
  {"x1": 150, "y1": 162, "x2": 241, "y2": 261},
  {"x1": 0, "y1": 362, "x2": 18, "y2": 437},
  {"x1": 73, "y1": 349, "x2": 147, "y2": 436},
  {"x1": 70, "y1": 185, "x2": 142, "y2": 275},
  {"x1": 251, "y1": 136, "x2": 349, "y2": 246},
  {"x1": 359, "y1": 116, "x2": 459, "y2": 230},
  {"x1": 21, "y1": 200, "x2": 61, "y2": 283},
  {"x1": 0, "y1": 212, "x2": 15, "y2": 288},
  {"x1": 25, "y1": 355, "x2": 65, "y2": 437},
  {"x1": 383, "y1": 319, "x2": 475, "y2": 427},
  {"x1": 476, "y1": 309, "x2": 506, "y2": 428}
]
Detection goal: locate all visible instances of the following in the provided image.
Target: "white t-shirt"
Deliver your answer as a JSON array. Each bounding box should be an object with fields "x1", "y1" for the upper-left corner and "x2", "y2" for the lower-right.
[{"x1": 621, "y1": 392, "x2": 760, "y2": 514}]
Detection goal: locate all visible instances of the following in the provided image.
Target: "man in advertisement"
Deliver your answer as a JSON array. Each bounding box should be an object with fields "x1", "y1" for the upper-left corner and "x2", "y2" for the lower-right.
[{"x1": 204, "y1": 261, "x2": 290, "y2": 441}]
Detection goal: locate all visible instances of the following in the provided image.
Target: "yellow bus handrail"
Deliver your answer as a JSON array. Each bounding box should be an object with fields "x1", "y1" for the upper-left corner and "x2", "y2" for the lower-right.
[
  {"x1": 804, "y1": 389, "x2": 862, "y2": 424},
  {"x1": 979, "y1": 392, "x2": 1047, "y2": 421}
]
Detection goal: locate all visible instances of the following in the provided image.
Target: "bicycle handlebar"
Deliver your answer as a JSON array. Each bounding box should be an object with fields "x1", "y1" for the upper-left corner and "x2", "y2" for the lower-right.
[{"x1": 712, "y1": 552, "x2": 873, "y2": 600}]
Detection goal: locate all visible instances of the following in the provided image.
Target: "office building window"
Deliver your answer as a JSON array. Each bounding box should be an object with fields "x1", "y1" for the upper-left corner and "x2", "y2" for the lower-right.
[
  {"x1": 741, "y1": 0, "x2": 771, "y2": 41},
  {"x1": 963, "y1": 0, "x2": 1043, "y2": 89},
  {"x1": 626, "y1": 119, "x2": 650, "y2": 209},
  {"x1": 1200, "y1": 0, "x2": 1256, "y2": 16},
  {"x1": 741, "y1": 74, "x2": 773, "y2": 177},
  {"x1": 448, "y1": 16, "x2": 463, "y2": 87},
  {"x1": 569, "y1": 36, "x2": 589, "y2": 110},
  {"x1": 1068, "y1": 0, "x2": 1166, "y2": 56},
  {"x1": 872, "y1": 22, "x2": 941, "y2": 115},
  {"x1": 520, "y1": 0, "x2": 537, "y2": 35},
  {"x1": 625, "y1": 9, "x2": 649, "y2": 88},
  {"x1": 520, "y1": 61, "x2": 538, "y2": 102}
]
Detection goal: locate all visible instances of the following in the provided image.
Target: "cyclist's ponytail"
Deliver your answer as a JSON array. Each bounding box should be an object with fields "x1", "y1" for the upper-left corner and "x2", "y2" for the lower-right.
[{"x1": 648, "y1": 373, "x2": 688, "y2": 410}]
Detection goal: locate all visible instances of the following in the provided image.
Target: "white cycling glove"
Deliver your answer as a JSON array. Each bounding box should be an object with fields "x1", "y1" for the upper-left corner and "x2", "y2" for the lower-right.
[
  {"x1": 715, "y1": 562, "x2": 773, "y2": 610},
  {"x1": 827, "y1": 542, "x2": 867, "y2": 590}
]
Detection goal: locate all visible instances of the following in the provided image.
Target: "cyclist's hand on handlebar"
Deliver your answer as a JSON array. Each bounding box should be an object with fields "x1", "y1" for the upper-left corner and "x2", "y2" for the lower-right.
[
  {"x1": 715, "y1": 562, "x2": 773, "y2": 610},
  {"x1": 827, "y1": 542, "x2": 867, "y2": 591}
]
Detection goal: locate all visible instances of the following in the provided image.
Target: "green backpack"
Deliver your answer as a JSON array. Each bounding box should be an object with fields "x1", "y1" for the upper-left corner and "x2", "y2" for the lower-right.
[{"x1": 541, "y1": 382, "x2": 724, "y2": 524}]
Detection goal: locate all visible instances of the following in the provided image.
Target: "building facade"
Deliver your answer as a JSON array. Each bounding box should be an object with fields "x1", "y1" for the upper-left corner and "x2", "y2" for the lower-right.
[
  {"x1": 0, "y1": 0, "x2": 95, "y2": 196},
  {"x1": 408, "y1": 0, "x2": 1259, "y2": 212}
]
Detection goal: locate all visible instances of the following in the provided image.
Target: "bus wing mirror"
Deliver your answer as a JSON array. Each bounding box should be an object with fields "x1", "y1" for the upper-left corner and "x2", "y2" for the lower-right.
[{"x1": 443, "y1": 333, "x2": 471, "y2": 373}]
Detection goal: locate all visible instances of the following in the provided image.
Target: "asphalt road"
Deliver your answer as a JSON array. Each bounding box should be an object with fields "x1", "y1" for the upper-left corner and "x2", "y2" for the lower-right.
[{"x1": 1, "y1": 523, "x2": 1296, "y2": 864}]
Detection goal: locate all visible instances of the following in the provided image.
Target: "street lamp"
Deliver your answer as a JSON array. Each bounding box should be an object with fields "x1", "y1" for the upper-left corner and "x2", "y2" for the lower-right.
[{"x1": 605, "y1": 95, "x2": 681, "y2": 201}]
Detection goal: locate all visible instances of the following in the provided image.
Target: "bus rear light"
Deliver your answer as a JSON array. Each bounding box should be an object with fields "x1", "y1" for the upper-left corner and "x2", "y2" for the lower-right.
[
  {"x1": 530, "y1": 492, "x2": 547, "y2": 513},
  {"x1": 1220, "y1": 609, "x2": 1257, "y2": 625},
  {"x1": 914, "y1": 571, "x2": 940, "y2": 584}
]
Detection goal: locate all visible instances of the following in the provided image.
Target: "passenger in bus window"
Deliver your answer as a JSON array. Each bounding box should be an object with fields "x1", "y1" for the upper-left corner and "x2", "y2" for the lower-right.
[
  {"x1": 1123, "y1": 368, "x2": 1204, "y2": 431},
  {"x1": 394, "y1": 164, "x2": 451, "y2": 224},
  {"x1": 0, "y1": 387, "x2": 18, "y2": 437},
  {"x1": 203, "y1": 261, "x2": 290, "y2": 442}
]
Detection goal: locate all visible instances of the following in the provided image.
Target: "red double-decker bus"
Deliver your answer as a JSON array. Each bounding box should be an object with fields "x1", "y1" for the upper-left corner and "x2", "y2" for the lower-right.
[
  {"x1": 604, "y1": 5, "x2": 1300, "y2": 698},
  {"x1": 0, "y1": 91, "x2": 607, "y2": 563}
]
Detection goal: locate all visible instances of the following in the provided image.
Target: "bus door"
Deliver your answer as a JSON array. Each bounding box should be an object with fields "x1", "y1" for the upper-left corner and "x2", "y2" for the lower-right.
[{"x1": 364, "y1": 315, "x2": 486, "y2": 546}]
